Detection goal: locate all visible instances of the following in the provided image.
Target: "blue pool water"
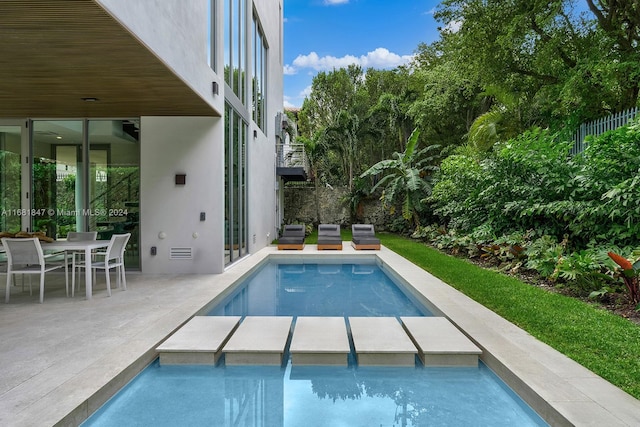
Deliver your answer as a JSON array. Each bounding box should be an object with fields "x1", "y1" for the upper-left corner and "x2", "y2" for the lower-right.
[
  {"x1": 82, "y1": 261, "x2": 549, "y2": 426},
  {"x1": 208, "y1": 262, "x2": 429, "y2": 317}
]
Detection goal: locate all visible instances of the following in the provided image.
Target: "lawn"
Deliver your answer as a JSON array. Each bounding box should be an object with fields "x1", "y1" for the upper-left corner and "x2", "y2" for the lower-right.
[{"x1": 373, "y1": 233, "x2": 640, "y2": 400}]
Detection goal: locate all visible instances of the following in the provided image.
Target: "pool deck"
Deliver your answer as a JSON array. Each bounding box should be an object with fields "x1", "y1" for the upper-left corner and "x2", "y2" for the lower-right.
[{"x1": 1, "y1": 244, "x2": 639, "y2": 426}]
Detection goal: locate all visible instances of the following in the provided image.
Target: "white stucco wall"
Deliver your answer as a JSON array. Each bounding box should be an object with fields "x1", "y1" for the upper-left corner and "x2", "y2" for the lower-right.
[
  {"x1": 97, "y1": 0, "x2": 223, "y2": 116},
  {"x1": 140, "y1": 116, "x2": 224, "y2": 274},
  {"x1": 102, "y1": 1, "x2": 283, "y2": 273}
]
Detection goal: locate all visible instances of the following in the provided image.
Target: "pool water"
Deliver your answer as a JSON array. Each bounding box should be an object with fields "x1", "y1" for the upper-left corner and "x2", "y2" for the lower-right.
[
  {"x1": 209, "y1": 262, "x2": 429, "y2": 317},
  {"x1": 83, "y1": 361, "x2": 547, "y2": 427},
  {"x1": 81, "y1": 262, "x2": 549, "y2": 426}
]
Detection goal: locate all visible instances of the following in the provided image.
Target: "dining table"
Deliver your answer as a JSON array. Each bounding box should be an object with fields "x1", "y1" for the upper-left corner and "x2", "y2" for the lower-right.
[{"x1": 41, "y1": 240, "x2": 111, "y2": 300}]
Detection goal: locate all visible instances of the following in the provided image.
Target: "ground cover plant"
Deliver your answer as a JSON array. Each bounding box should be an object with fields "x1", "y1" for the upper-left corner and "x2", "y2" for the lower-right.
[{"x1": 378, "y1": 233, "x2": 640, "y2": 400}]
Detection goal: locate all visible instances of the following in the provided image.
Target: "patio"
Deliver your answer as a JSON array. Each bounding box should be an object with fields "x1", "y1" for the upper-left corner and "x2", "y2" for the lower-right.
[{"x1": 1, "y1": 246, "x2": 640, "y2": 426}]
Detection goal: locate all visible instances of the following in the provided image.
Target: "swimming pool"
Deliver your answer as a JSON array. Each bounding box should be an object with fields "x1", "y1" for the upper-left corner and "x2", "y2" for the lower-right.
[
  {"x1": 81, "y1": 260, "x2": 549, "y2": 426},
  {"x1": 208, "y1": 262, "x2": 429, "y2": 317}
]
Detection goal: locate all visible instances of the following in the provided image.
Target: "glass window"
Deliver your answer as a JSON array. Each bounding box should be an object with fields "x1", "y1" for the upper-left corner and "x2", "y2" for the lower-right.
[
  {"x1": 31, "y1": 119, "x2": 140, "y2": 269},
  {"x1": 208, "y1": 0, "x2": 216, "y2": 70},
  {"x1": 0, "y1": 124, "x2": 22, "y2": 233},
  {"x1": 225, "y1": 103, "x2": 248, "y2": 265},
  {"x1": 88, "y1": 120, "x2": 140, "y2": 269},
  {"x1": 252, "y1": 13, "x2": 267, "y2": 130},
  {"x1": 225, "y1": 0, "x2": 247, "y2": 105},
  {"x1": 32, "y1": 120, "x2": 83, "y2": 238}
]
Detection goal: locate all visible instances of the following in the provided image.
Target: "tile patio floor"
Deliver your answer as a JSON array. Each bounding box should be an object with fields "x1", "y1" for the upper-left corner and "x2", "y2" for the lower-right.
[{"x1": 1, "y1": 245, "x2": 639, "y2": 426}]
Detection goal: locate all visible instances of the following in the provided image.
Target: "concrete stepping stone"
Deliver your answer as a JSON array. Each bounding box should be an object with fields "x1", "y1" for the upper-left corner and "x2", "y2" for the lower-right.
[
  {"x1": 401, "y1": 316, "x2": 482, "y2": 367},
  {"x1": 222, "y1": 316, "x2": 293, "y2": 365},
  {"x1": 156, "y1": 316, "x2": 241, "y2": 365},
  {"x1": 290, "y1": 317, "x2": 350, "y2": 366},
  {"x1": 349, "y1": 317, "x2": 417, "y2": 366}
]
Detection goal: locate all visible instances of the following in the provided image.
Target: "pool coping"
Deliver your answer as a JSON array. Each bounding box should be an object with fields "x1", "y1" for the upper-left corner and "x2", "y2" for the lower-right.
[{"x1": 52, "y1": 244, "x2": 640, "y2": 426}]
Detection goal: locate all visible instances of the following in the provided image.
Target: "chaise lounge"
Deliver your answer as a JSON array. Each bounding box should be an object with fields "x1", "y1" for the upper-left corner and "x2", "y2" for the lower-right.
[
  {"x1": 277, "y1": 224, "x2": 305, "y2": 250},
  {"x1": 351, "y1": 224, "x2": 381, "y2": 250},
  {"x1": 317, "y1": 224, "x2": 342, "y2": 250}
]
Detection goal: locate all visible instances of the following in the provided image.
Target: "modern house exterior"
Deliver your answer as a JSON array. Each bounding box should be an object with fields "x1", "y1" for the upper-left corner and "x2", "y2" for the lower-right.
[{"x1": 0, "y1": 0, "x2": 284, "y2": 274}]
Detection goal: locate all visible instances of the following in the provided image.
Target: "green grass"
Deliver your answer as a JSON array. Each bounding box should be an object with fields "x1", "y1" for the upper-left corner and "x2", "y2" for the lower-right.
[{"x1": 378, "y1": 233, "x2": 640, "y2": 399}]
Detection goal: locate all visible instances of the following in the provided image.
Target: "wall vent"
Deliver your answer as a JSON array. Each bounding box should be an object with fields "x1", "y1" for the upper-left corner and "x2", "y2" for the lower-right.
[{"x1": 170, "y1": 247, "x2": 193, "y2": 260}]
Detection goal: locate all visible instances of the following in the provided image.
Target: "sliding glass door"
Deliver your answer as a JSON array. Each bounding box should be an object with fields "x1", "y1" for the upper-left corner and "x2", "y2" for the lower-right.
[
  {"x1": 30, "y1": 119, "x2": 140, "y2": 268},
  {"x1": 0, "y1": 122, "x2": 25, "y2": 233},
  {"x1": 32, "y1": 120, "x2": 84, "y2": 238},
  {"x1": 88, "y1": 120, "x2": 140, "y2": 268}
]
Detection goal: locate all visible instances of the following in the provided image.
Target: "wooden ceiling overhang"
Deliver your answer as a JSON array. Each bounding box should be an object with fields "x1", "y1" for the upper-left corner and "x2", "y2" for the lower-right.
[{"x1": 0, "y1": 0, "x2": 219, "y2": 118}]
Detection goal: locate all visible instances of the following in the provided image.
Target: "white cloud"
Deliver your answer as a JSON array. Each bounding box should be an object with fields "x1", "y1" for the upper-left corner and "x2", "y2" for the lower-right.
[
  {"x1": 284, "y1": 98, "x2": 297, "y2": 109},
  {"x1": 283, "y1": 64, "x2": 297, "y2": 75},
  {"x1": 288, "y1": 48, "x2": 414, "y2": 73},
  {"x1": 300, "y1": 85, "x2": 312, "y2": 98},
  {"x1": 323, "y1": 0, "x2": 349, "y2": 5}
]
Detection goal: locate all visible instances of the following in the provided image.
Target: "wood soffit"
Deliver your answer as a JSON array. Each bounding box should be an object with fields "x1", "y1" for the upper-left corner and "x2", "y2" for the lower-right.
[{"x1": 0, "y1": 0, "x2": 218, "y2": 118}]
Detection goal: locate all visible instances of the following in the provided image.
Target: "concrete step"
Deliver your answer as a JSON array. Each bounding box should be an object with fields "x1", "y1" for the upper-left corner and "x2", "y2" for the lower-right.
[
  {"x1": 156, "y1": 316, "x2": 241, "y2": 365},
  {"x1": 401, "y1": 316, "x2": 482, "y2": 367},
  {"x1": 289, "y1": 317, "x2": 350, "y2": 366},
  {"x1": 157, "y1": 316, "x2": 483, "y2": 368},
  {"x1": 349, "y1": 317, "x2": 417, "y2": 366},
  {"x1": 222, "y1": 316, "x2": 293, "y2": 365}
]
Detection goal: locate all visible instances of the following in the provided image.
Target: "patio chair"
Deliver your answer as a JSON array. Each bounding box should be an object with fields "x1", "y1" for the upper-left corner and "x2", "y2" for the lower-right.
[
  {"x1": 351, "y1": 224, "x2": 381, "y2": 250},
  {"x1": 75, "y1": 233, "x2": 130, "y2": 297},
  {"x1": 277, "y1": 224, "x2": 305, "y2": 250},
  {"x1": 2, "y1": 237, "x2": 68, "y2": 303},
  {"x1": 317, "y1": 224, "x2": 342, "y2": 250},
  {"x1": 67, "y1": 231, "x2": 98, "y2": 296}
]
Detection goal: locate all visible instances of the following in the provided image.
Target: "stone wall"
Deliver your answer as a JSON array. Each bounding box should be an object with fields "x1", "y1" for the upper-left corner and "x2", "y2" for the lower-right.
[{"x1": 283, "y1": 185, "x2": 390, "y2": 229}]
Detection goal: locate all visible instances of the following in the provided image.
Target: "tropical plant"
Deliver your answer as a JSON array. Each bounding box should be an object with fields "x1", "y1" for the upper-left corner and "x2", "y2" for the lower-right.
[
  {"x1": 607, "y1": 251, "x2": 640, "y2": 306},
  {"x1": 360, "y1": 129, "x2": 439, "y2": 229}
]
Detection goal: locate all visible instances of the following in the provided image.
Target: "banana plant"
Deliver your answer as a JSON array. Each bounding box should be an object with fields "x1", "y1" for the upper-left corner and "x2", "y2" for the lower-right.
[{"x1": 360, "y1": 128, "x2": 439, "y2": 229}]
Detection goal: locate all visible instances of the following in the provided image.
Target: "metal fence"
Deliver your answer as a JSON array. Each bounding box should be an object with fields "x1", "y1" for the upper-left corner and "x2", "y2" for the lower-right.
[
  {"x1": 571, "y1": 106, "x2": 639, "y2": 154},
  {"x1": 276, "y1": 143, "x2": 309, "y2": 171}
]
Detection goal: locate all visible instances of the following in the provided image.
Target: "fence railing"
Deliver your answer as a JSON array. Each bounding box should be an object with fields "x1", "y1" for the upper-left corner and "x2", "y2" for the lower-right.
[
  {"x1": 276, "y1": 143, "x2": 309, "y2": 174},
  {"x1": 571, "y1": 106, "x2": 639, "y2": 154}
]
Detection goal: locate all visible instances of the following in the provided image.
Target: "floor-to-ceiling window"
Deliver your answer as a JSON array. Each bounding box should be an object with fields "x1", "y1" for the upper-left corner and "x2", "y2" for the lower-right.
[
  {"x1": 224, "y1": 0, "x2": 249, "y2": 265},
  {"x1": 87, "y1": 120, "x2": 140, "y2": 268},
  {"x1": 225, "y1": 104, "x2": 248, "y2": 264},
  {"x1": 32, "y1": 120, "x2": 84, "y2": 238},
  {"x1": 31, "y1": 119, "x2": 140, "y2": 268},
  {"x1": 0, "y1": 123, "x2": 22, "y2": 233}
]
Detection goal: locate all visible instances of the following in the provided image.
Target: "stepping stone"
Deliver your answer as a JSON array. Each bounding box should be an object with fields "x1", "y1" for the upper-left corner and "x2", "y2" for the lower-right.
[
  {"x1": 290, "y1": 317, "x2": 350, "y2": 366},
  {"x1": 349, "y1": 317, "x2": 417, "y2": 366},
  {"x1": 156, "y1": 316, "x2": 241, "y2": 365},
  {"x1": 401, "y1": 316, "x2": 482, "y2": 367},
  {"x1": 222, "y1": 316, "x2": 293, "y2": 365}
]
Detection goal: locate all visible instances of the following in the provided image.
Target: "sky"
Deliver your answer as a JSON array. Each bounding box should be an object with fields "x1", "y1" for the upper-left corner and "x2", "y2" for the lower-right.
[{"x1": 283, "y1": 0, "x2": 444, "y2": 109}]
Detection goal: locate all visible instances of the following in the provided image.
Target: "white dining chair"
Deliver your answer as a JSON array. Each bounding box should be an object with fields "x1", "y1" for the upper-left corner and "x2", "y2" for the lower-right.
[
  {"x1": 75, "y1": 233, "x2": 130, "y2": 297},
  {"x1": 67, "y1": 231, "x2": 98, "y2": 296},
  {"x1": 2, "y1": 237, "x2": 68, "y2": 303}
]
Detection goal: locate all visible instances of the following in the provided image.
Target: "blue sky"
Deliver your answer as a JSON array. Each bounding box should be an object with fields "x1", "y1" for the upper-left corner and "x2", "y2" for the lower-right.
[{"x1": 283, "y1": 0, "x2": 443, "y2": 108}]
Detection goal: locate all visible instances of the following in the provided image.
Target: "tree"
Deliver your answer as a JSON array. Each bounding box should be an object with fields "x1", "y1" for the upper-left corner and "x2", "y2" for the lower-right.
[
  {"x1": 298, "y1": 65, "x2": 367, "y2": 189},
  {"x1": 434, "y1": 0, "x2": 640, "y2": 126}
]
